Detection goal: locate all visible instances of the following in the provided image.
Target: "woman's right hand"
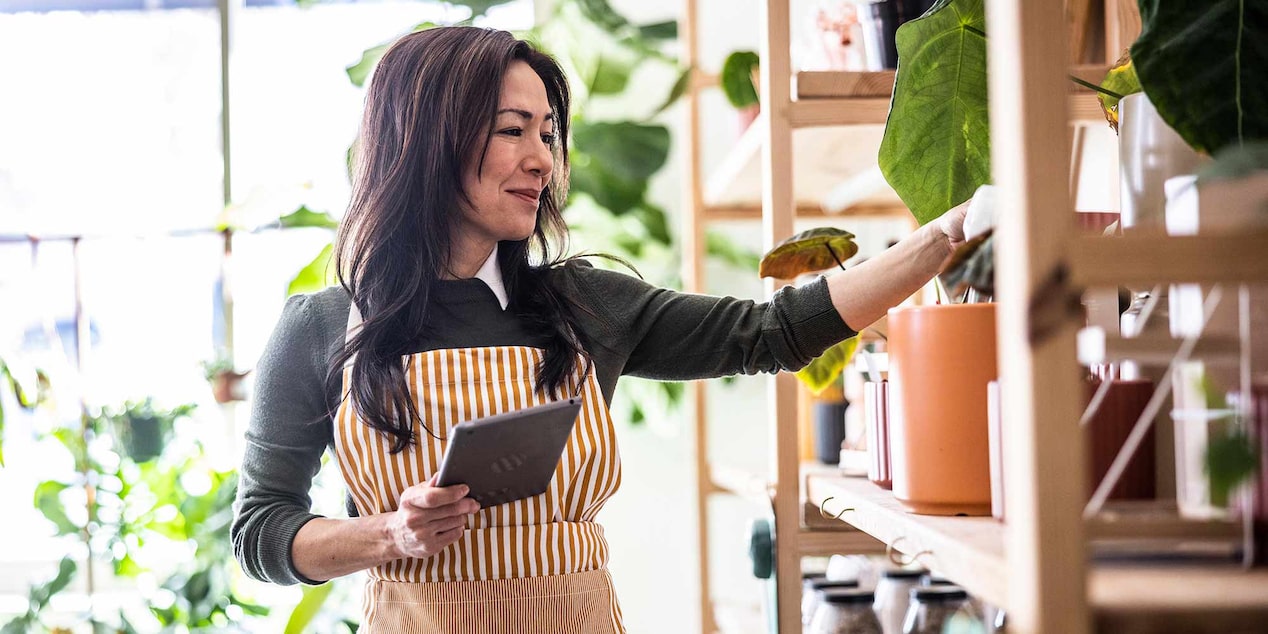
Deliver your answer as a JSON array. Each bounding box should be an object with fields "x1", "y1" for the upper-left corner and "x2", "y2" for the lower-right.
[{"x1": 384, "y1": 475, "x2": 480, "y2": 559}]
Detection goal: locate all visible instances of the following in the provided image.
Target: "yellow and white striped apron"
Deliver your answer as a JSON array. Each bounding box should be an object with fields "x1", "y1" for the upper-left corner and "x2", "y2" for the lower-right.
[{"x1": 332, "y1": 310, "x2": 625, "y2": 632}]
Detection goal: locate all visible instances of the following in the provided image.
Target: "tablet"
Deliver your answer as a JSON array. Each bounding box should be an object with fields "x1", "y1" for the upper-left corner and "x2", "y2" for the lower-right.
[{"x1": 434, "y1": 397, "x2": 582, "y2": 508}]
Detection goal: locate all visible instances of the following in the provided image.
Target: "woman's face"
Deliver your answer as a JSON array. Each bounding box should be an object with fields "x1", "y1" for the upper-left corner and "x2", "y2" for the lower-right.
[{"x1": 456, "y1": 60, "x2": 556, "y2": 253}]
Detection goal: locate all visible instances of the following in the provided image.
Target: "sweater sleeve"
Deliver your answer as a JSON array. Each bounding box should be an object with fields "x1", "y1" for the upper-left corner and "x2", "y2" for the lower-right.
[
  {"x1": 231, "y1": 293, "x2": 340, "y2": 586},
  {"x1": 558, "y1": 260, "x2": 856, "y2": 381}
]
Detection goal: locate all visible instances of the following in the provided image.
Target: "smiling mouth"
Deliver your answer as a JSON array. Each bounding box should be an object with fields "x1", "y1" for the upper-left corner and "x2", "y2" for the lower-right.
[{"x1": 508, "y1": 190, "x2": 541, "y2": 205}]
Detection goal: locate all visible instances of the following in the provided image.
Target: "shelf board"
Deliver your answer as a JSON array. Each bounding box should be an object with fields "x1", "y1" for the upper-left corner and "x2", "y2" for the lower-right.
[
  {"x1": 792, "y1": 64, "x2": 1108, "y2": 102},
  {"x1": 806, "y1": 473, "x2": 1009, "y2": 607},
  {"x1": 806, "y1": 474, "x2": 1268, "y2": 630},
  {"x1": 785, "y1": 91, "x2": 1102, "y2": 127},
  {"x1": 708, "y1": 463, "x2": 771, "y2": 507},
  {"x1": 1077, "y1": 327, "x2": 1242, "y2": 366},
  {"x1": 795, "y1": 71, "x2": 895, "y2": 99},
  {"x1": 1070, "y1": 233, "x2": 1268, "y2": 286},
  {"x1": 796, "y1": 527, "x2": 885, "y2": 557},
  {"x1": 702, "y1": 112, "x2": 906, "y2": 214}
]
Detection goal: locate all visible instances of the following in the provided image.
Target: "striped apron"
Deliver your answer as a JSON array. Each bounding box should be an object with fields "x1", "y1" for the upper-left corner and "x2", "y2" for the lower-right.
[{"x1": 333, "y1": 309, "x2": 625, "y2": 632}]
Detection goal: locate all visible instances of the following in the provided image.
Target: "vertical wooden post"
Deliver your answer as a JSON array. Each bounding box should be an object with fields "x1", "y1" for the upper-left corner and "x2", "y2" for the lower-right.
[
  {"x1": 987, "y1": 0, "x2": 1088, "y2": 632},
  {"x1": 679, "y1": 1, "x2": 716, "y2": 630},
  {"x1": 759, "y1": 1, "x2": 799, "y2": 632},
  {"x1": 1104, "y1": 0, "x2": 1141, "y2": 59}
]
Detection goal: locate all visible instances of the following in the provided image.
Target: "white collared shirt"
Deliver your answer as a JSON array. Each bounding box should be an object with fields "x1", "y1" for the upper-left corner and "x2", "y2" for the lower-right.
[{"x1": 473, "y1": 244, "x2": 509, "y2": 311}]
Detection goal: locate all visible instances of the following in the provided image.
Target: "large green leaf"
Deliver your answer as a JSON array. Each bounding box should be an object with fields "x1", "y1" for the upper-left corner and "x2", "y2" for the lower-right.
[
  {"x1": 279, "y1": 205, "x2": 338, "y2": 230},
  {"x1": 284, "y1": 583, "x2": 335, "y2": 634},
  {"x1": 878, "y1": 0, "x2": 989, "y2": 226},
  {"x1": 1198, "y1": 140, "x2": 1268, "y2": 183},
  {"x1": 570, "y1": 121, "x2": 670, "y2": 215},
  {"x1": 720, "y1": 51, "x2": 759, "y2": 109},
  {"x1": 1132, "y1": 0, "x2": 1268, "y2": 155},
  {"x1": 588, "y1": 54, "x2": 635, "y2": 96},
  {"x1": 758, "y1": 228, "x2": 857, "y2": 279},
  {"x1": 795, "y1": 337, "x2": 861, "y2": 395},
  {"x1": 288, "y1": 244, "x2": 336, "y2": 296}
]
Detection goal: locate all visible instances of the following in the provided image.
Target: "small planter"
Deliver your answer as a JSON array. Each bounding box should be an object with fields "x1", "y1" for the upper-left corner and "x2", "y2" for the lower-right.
[
  {"x1": 210, "y1": 369, "x2": 251, "y2": 404},
  {"x1": 114, "y1": 414, "x2": 167, "y2": 464}
]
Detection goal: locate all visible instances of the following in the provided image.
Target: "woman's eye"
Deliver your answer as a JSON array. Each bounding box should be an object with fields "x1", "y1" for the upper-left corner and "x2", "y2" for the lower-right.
[
  {"x1": 500, "y1": 128, "x2": 523, "y2": 137},
  {"x1": 541, "y1": 134, "x2": 556, "y2": 146}
]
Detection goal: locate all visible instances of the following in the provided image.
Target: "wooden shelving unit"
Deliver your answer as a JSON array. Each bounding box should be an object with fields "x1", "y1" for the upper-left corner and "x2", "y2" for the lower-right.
[
  {"x1": 806, "y1": 474, "x2": 1268, "y2": 632},
  {"x1": 681, "y1": 1, "x2": 1268, "y2": 633}
]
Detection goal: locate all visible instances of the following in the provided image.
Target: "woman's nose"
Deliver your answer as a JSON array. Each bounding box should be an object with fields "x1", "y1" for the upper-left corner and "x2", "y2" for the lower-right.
[{"x1": 525, "y1": 137, "x2": 553, "y2": 178}]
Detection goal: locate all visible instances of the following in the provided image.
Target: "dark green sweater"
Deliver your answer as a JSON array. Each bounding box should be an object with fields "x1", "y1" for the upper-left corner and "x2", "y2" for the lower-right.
[{"x1": 231, "y1": 259, "x2": 853, "y2": 585}]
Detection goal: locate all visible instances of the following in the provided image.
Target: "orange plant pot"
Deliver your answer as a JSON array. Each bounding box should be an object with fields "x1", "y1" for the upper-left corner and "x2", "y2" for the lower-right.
[{"x1": 888, "y1": 303, "x2": 996, "y2": 515}]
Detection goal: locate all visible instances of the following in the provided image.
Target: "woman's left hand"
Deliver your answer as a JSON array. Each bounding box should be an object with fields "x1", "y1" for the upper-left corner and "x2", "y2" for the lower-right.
[{"x1": 937, "y1": 200, "x2": 970, "y2": 255}]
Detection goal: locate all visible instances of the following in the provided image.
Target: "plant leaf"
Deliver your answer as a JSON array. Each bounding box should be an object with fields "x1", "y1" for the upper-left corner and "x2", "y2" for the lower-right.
[
  {"x1": 758, "y1": 228, "x2": 858, "y2": 279},
  {"x1": 346, "y1": 22, "x2": 439, "y2": 88},
  {"x1": 649, "y1": 66, "x2": 691, "y2": 118},
  {"x1": 706, "y1": 231, "x2": 760, "y2": 272},
  {"x1": 34, "y1": 480, "x2": 80, "y2": 536},
  {"x1": 795, "y1": 337, "x2": 861, "y2": 395},
  {"x1": 284, "y1": 583, "x2": 335, "y2": 634},
  {"x1": 570, "y1": 121, "x2": 670, "y2": 215},
  {"x1": 288, "y1": 243, "x2": 336, "y2": 296},
  {"x1": 1205, "y1": 427, "x2": 1259, "y2": 508},
  {"x1": 938, "y1": 229, "x2": 994, "y2": 301},
  {"x1": 1132, "y1": 0, "x2": 1268, "y2": 154},
  {"x1": 1097, "y1": 50, "x2": 1141, "y2": 132},
  {"x1": 720, "y1": 51, "x2": 759, "y2": 109},
  {"x1": 638, "y1": 20, "x2": 678, "y2": 41},
  {"x1": 278, "y1": 205, "x2": 338, "y2": 230},
  {"x1": 878, "y1": 0, "x2": 990, "y2": 226},
  {"x1": 589, "y1": 54, "x2": 635, "y2": 96}
]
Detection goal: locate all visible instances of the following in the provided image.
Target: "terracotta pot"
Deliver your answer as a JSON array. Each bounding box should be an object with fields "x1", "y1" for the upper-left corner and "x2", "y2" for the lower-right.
[{"x1": 888, "y1": 303, "x2": 996, "y2": 515}]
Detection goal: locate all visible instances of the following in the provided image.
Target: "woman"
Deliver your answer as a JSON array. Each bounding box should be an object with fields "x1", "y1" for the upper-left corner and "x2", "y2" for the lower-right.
[{"x1": 231, "y1": 26, "x2": 966, "y2": 632}]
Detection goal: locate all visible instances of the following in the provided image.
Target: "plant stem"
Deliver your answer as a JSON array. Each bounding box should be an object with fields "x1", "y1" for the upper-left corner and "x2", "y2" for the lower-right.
[
  {"x1": 1068, "y1": 74, "x2": 1123, "y2": 99},
  {"x1": 824, "y1": 243, "x2": 845, "y2": 270}
]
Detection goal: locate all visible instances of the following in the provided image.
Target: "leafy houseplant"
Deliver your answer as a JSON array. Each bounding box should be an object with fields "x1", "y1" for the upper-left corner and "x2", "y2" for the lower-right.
[
  {"x1": 202, "y1": 354, "x2": 251, "y2": 404},
  {"x1": 13, "y1": 399, "x2": 268, "y2": 633}
]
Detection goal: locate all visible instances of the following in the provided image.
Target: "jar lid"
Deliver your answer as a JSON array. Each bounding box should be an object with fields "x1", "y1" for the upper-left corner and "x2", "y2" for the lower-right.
[
  {"x1": 808, "y1": 578, "x2": 860, "y2": 591},
  {"x1": 911, "y1": 586, "x2": 969, "y2": 602},
  {"x1": 819, "y1": 588, "x2": 876, "y2": 605},
  {"x1": 920, "y1": 574, "x2": 956, "y2": 586},
  {"x1": 881, "y1": 568, "x2": 927, "y2": 579}
]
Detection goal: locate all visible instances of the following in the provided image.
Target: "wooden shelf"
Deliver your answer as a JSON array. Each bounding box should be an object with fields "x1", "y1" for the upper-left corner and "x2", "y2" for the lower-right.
[
  {"x1": 1076, "y1": 327, "x2": 1243, "y2": 366},
  {"x1": 1070, "y1": 233, "x2": 1268, "y2": 286},
  {"x1": 795, "y1": 71, "x2": 895, "y2": 99},
  {"x1": 703, "y1": 112, "x2": 907, "y2": 216},
  {"x1": 806, "y1": 473, "x2": 1010, "y2": 607},
  {"x1": 708, "y1": 463, "x2": 771, "y2": 507},
  {"x1": 805, "y1": 474, "x2": 1268, "y2": 631}
]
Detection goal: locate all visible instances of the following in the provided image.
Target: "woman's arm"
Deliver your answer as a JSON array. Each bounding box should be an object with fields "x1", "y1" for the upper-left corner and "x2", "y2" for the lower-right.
[
  {"x1": 291, "y1": 477, "x2": 477, "y2": 582},
  {"x1": 826, "y1": 201, "x2": 968, "y2": 330}
]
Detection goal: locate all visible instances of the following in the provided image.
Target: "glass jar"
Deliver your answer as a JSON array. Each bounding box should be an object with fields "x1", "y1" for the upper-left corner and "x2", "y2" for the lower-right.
[
  {"x1": 873, "y1": 568, "x2": 924, "y2": 634},
  {"x1": 902, "y1": 586, "x2": 978, "y2": 634},
  {"x1": 810, "y1": 588, "x2": 882, "y2": 634},
  {"x1": 802, "y1": 577, "x2": 860, "y2": 626}
]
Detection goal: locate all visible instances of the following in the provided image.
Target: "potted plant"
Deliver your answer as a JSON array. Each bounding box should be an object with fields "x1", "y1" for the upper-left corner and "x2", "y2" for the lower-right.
[
  {"x1": 201, "y1": 354, "x2": 251, "y2": 404},
  {"x1": 759, "y1": 227, "x2": 863, "y2": 465},
  {"x1": 98, "y1": 398, "x2": 196, "y2": 464}
]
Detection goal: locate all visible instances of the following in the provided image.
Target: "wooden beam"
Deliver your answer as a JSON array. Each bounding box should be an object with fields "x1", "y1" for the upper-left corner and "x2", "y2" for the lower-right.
[
  {"x1": 988, "y1": 0, "x2": 1089, "y2": 632},
  {"x1": 1105, "y1": 0, "x2": 1142, "y2": 60}
]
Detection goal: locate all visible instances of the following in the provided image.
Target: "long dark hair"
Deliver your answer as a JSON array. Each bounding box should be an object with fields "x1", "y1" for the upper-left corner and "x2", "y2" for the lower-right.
[{"x1": 329, "y1": 27, "x2": 585, "y2": 453}]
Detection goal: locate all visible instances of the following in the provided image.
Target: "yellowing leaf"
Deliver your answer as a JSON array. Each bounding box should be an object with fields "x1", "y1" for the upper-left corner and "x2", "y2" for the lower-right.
[
  {"x1": 759, "y1": 228, "x2": 858, "y2": 279},
  {"x1": 1098, "y1": 50, "x2": 1142, "y2": 132},
  {"x1": 795, "y1": 336, "x2": 860, "y2": 395}
]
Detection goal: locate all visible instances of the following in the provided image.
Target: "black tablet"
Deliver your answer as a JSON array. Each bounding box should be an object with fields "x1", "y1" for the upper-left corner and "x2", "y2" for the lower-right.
[{"x1": 434, "y1": 397, "x2": 582, "y2": 508}]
